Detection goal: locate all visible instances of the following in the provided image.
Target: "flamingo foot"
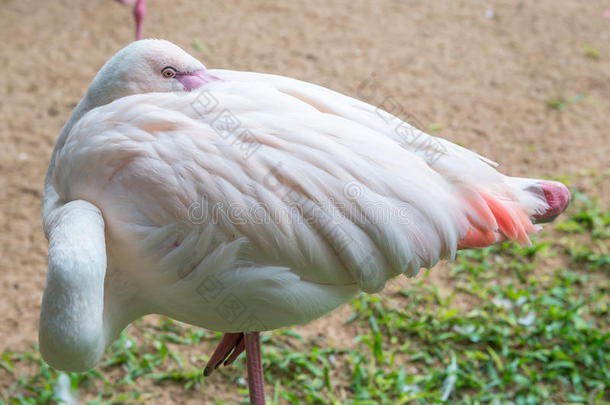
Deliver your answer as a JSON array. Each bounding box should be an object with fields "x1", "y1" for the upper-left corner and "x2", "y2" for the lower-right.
[
  {"x1": 203, "y1": 332, "x2": 244, "y2": 376},
  {"x1": 203, "y1": 332, "x2": 266, "y2": 404},
  {"x1": 245, "y1": 332, "x2": 266, "y2": 405}
]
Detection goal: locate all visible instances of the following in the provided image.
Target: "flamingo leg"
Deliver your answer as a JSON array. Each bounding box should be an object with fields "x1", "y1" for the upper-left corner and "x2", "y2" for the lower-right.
[
  {"x1": 133, "y1": 0, "x2": 146, "y2": 40},
  {"x1": 203, "y1": 332, "x2": 243, "y2": 376},
  {"x1": 245, "y1": 332, "x2": 266, "y2": 405},
  {"x1": 115, "y1": 0, "x2": 146, "y2": 40}
]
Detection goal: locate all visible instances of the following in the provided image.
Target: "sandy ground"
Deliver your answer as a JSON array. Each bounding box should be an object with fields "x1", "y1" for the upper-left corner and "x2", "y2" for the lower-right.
[{"x1": 1, "y1": 0, "x2": 608, "y2": 402}]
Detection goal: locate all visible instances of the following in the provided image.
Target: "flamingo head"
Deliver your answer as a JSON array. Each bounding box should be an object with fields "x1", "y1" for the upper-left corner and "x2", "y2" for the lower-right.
[{"x1": 83, "y1": 39, "x2": 220, "y2": 109}]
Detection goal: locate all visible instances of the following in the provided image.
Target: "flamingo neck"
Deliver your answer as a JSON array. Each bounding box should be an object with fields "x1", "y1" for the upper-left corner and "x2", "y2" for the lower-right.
[
  {"x1": 43, "y1": 96, "x2": 96, "y2": 234},
  {"x1": 39, "y1": 202, "x2": 142, "y2": 372},
  {"x1": 39, "y1": 269, "x2": 138, "y2": 372}
]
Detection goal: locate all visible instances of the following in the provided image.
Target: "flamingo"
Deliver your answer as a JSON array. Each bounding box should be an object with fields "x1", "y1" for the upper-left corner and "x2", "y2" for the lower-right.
[{"x1": 40, "y1": 39, "x2": 570, "y2": 404}]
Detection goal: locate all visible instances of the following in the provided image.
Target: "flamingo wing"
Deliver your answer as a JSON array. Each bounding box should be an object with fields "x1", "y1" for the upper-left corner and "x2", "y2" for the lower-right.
[
  {"x1": 50, "y1": 79, "x2": 546, "y2": 330},
  {"x1": 210, "y1": 70, "x2": 551, "y2": 243}
]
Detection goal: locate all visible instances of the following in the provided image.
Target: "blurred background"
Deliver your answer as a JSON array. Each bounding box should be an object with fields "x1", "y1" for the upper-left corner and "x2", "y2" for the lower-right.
[{"x1": 1, "y1": 0, "x2": 608, "y2": 403}]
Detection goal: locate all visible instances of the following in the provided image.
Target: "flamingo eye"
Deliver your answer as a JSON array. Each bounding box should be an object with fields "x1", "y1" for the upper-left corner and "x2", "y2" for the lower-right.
[{"x1": 161, "y1": 66, "x2": 177, "y2": 79}]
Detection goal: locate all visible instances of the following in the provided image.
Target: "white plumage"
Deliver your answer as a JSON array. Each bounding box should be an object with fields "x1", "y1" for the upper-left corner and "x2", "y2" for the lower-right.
[{"x1": 40, "y1": 40, "x2": 569, "y2": 396}]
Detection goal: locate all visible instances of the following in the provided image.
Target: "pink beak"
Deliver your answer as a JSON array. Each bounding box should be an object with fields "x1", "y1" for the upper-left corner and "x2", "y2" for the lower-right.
[
  {"x1": 175, "y1": 69, "x2": 221, "y2": 91},
  {"x1": 532, "y1": 180, "x2": 571, "y2": 223}
]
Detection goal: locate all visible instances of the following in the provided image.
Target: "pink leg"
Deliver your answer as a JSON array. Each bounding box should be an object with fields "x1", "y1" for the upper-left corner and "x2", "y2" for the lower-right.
[
  {"x1": 203, "y1": 332, "x2": 243, "y2": 376},
  {"x1": 245, "y1": 332, "x2": 266, "y2": 405},
  {"x1": 133, "y1": 0, "x2": 146, "y2": 40}
]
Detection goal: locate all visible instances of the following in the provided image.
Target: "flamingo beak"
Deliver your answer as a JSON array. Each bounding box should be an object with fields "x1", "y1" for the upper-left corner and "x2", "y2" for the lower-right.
[
  {"x1": 175, "y1": 69, "x2": 221, "y2": 91},
  {"x1": 532, "y1": 180, "x2": 571, "y2": 224}
]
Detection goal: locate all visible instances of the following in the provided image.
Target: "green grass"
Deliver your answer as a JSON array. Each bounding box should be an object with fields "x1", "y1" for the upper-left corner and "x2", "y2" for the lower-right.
[
  {"x1": 582, "y1": 45, "x2": 601, "y2": 60},
  {"x1": 545, "y1": 93, "x2": 590, "y2": 112},
  {"x1": 546, "y1": 98, "x2": 567, "y2": 111},
  {"x1": 1, "y1": 189, "x2": 608, "y2": 404}
]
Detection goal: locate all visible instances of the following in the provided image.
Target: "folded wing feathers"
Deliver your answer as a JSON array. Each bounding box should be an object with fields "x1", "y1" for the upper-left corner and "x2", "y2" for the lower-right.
[
  {"x1": 212, "y1": 71, "x2": 548, "y2": 243},
  {"x1": 59, "y1": 76, "x2": 547, "y2": 293}
]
